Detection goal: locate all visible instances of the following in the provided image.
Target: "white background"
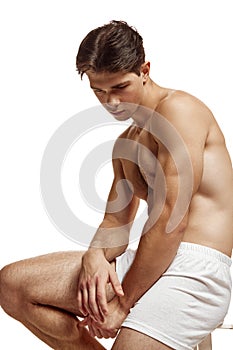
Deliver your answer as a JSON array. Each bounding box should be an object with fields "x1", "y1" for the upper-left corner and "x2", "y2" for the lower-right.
[{"x1": 0, "y1": 0, "x2": 232, "y2": 348}]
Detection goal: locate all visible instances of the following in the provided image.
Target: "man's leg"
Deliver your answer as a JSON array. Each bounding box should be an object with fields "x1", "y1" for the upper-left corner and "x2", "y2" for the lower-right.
[
  {"x1": 112, "y1": 328, "x2": 173, "y2": 350},
  {"x1": 0, "y1": 251, "x2": 105, "y2": 350}
]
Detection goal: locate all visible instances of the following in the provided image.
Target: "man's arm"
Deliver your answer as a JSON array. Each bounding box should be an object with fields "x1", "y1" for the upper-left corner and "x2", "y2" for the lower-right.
[
  {"x1": 89, "y1": 156, "x2": 140, "y2": 260},
  {"x1": 82, "y1": 98, "x2": 211, "y2": 338},
  {"x1": 77, "y1": 151, "x2": 140, "y2": 321}
]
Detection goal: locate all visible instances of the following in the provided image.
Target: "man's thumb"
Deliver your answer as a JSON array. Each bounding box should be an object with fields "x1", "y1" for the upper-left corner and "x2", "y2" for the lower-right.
[{"x1": 110, "y1": 271, "x2": 124, "y2": 296}]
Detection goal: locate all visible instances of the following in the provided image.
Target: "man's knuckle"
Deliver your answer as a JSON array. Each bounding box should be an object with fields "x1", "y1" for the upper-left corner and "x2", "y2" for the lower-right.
[
  {"x1": 79, "y1": 281, "x2": 85, "y2": 290},
  {"x1": 86, "y1": 278, "x2": 94, "y2": 288},
  {"x1": 96, "y1": 291, "x2": 103, "y2": 299}
]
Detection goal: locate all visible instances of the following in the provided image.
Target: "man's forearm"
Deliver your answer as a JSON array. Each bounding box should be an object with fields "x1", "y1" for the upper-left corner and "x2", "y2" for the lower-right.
[
  {"x1": 119, "y1": 221, "x2": 185, "y2": 311},
  {"x1": 88, "y1": 220, "x2": 130, "y2": 261}
]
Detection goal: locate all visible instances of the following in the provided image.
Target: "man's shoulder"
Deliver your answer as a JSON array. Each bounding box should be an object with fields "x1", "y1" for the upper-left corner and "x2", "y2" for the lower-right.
[
  {"x1": 155, "y1": 89, "x2": 214, "y2": 129},
  {"x1": 157, "y1": 89, "x2": 211, "y2": 115}
]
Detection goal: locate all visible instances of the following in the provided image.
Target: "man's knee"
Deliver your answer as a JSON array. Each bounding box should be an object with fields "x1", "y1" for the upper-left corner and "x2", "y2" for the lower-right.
[{"x1": 0, "y1": 262, "x2": 25, "y2": 319}]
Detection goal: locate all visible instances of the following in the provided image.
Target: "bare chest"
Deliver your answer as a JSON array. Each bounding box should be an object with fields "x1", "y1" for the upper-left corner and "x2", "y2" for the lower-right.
[{"x1": 118, "y1": 127, "x2": 158, "y2": 200}]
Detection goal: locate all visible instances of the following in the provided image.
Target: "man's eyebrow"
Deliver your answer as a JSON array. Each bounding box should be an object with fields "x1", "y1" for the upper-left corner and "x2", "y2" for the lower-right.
[
  {"x1": 111, "y1": 80, "x2": 131, "y2": 88},
  {"x1": 90, "y1": 85, "x2": 101, "y2": 90},
  {"x1": 90, "y1": 80, "x2": 131, "y2": 90}
]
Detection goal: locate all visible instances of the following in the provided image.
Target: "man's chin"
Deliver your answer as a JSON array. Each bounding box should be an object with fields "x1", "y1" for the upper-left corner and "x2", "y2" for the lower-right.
[
  {"x1": 112, "y1": 115, "x2": 131, "y2": 121},
  {"x1": 110, "y1": 111, "x2": 131, "y2": 121}
]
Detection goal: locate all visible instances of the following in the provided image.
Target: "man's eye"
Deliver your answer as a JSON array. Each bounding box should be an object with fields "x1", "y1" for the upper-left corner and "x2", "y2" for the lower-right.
[
  {"x1": 94, "y1": 89, "x2": 104, "y2": 94},
  {"x1": 117, "y1": 85, "x2": 128, "y2": 89}
]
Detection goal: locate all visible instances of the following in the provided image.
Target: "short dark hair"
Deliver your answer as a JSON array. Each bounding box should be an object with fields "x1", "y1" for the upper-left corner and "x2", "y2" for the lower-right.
[{"x1": 76, "y1": 20, "x2": 145, "y2": 78}]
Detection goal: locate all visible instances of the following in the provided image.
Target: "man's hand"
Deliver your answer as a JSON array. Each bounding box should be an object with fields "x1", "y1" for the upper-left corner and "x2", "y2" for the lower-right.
[
  {"x1": 77, "y1": 249, "x2": 124, "y2": 322},
  {"x1": 80, "y1": 297, "x2": 129, "y2": 339}
]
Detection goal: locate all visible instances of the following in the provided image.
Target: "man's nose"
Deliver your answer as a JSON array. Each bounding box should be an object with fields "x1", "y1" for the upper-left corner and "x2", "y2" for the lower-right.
[{"x1": 106, "y1": 94, "x2": 120, "y2": 110}]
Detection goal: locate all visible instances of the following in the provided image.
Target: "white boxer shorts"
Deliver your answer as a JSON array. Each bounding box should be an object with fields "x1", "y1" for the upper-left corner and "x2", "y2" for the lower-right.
[{"x1": 115, "y1": 242, "x2": 232, "y2": 350}]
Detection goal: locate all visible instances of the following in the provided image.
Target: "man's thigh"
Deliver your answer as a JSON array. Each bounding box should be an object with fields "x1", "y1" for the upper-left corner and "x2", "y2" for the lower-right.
[
  {"x1": 2, "y1": 251, "x2": 85, "y2": 315},
  {"x1": 2, "y1": 250, "x2": 116, "y2": 316},
  {"x1": 112, "y1": 328, "x2": 173, "y2": 350}
]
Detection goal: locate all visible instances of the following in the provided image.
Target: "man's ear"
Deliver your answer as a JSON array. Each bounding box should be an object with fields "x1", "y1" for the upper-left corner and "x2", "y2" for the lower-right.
[{"x1": 141, "y1": 62, "x2": 150, "y2": 84}]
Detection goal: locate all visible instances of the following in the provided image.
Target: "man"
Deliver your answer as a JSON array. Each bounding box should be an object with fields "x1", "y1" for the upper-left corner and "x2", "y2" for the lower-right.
[{"x1": 0, "y1": 20, "x2": 232, "y2": 350}]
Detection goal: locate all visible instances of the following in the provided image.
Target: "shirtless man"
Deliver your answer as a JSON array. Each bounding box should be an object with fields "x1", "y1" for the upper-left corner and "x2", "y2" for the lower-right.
[{"x1": 0, "y1": 20, "x2": 232, "y2": 350}]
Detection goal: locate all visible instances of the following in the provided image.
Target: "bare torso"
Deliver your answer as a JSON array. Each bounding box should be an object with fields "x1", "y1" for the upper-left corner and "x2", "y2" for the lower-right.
[{"x1": 119, "y1": 90, "x2": 233, "y2": 257}]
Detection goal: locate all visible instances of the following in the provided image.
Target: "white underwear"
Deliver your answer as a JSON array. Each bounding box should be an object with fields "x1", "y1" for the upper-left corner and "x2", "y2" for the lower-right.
[{"x1": 115, "y1": 242, "x2": 232, "y2": 350}]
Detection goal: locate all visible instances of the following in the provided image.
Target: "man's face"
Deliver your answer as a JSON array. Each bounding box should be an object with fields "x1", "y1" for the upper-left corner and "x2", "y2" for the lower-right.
[{"x1": 87, "y1": 70, "x2": 147, "y2": 121}]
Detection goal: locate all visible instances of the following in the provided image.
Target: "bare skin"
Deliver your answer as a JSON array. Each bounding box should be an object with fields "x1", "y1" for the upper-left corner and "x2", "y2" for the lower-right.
[
  {"x1": 0, "y1": 62, "x2": 232, "y2": 349},
  {"x1": 77, "y1": 66, "x2": 233, "y2": 340}
]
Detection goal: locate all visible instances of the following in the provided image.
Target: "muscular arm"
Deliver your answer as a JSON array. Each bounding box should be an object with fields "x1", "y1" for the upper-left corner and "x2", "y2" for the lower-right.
[
  {"x1": 88, "y1": 155, "x2": 140, "y2": 261},
  {"x1": 119, "y1": 97, "x2": 209, "y2": 311},
  {"x1": 77, "y1": 141, "x2": 140, "y2": 320}
]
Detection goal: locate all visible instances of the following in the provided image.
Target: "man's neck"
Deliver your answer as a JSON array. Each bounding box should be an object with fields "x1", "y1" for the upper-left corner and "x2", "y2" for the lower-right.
[{"x1": 131, "y1": 80, "x2": 167, "y2": 127}]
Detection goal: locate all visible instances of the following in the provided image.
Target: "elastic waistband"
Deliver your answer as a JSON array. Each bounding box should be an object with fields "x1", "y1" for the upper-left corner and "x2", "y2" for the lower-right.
[{"x1": 178, "y1": 242, "x2": 232, "y2": 267}]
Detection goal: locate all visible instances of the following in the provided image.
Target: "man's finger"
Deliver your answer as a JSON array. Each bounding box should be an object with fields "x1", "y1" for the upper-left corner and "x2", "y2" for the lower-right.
[
  {"x1": 88, "y1": 282, "x2": 103, "y2": 322},
  {"x1": 82, "y1": 287, "x2": 91, "y2": 315},
  {"x1": 96, "y1": 281, "x2": 108, "y2": 316},
  {"x1": 109, "y1": 270, "x2": 124, "y2": 296},
  {"x1": 92, "y1": 325, "x2": 103, "y2": 339},
  {"x1": 77, "y1": 290, "x2": 88, "y2": 317},
  {"x1": 85, "y1": 318, "x2": 103, "y2": 339}
]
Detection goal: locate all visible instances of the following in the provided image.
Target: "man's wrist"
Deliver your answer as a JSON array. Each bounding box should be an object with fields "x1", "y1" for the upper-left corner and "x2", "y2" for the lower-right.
[
  {"x1": 118, "y1": 295, "x2": 134, "y2": 314},
  {"x1": 88, "y1": 245, "x2": 127, "y2": 263},
  {"x1": 83, "y1": 247, "x2": 106, "y2": 261}
]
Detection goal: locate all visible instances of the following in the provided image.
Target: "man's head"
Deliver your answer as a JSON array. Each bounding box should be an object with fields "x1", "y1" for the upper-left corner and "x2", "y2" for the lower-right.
[
  {"x1": 76, "y1": 20, "x2": 145, "y2": 78},
  {"x1": 76, "y1": 21, "x2": 151, "y2": 121}
]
